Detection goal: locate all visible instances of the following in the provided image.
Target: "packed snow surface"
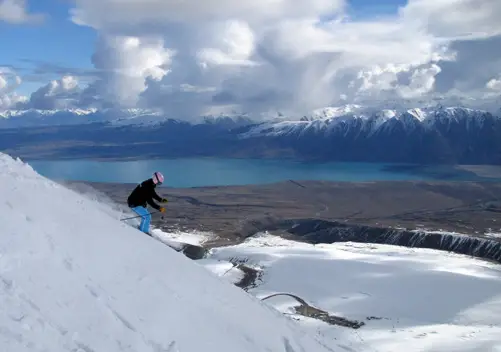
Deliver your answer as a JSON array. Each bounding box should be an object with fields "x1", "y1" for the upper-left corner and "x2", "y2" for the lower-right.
[
  {"x1": 149, "y1": 228, "x2": 213, "y2": 247},
  {"x1": 0, "y1": 153, "x2": 332, "y2": 352},
  {"x1": 199, "y1": 233, "x2": 501, "y2": 352}
]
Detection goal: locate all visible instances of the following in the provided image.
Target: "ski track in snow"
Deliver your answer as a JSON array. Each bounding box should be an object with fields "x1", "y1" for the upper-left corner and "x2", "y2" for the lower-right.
[
  {"x1": 150, "y1": 228, "x2": 212, "y2": 247},
  {"x1": 197, "y1": 233, "x2": 501, "y2": 352},
  {"x1": 0, "y1": 153, "x2": 333, "y2": 352}
]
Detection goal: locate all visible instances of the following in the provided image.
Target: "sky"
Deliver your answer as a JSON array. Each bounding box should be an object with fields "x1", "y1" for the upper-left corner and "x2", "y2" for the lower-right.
[{"x1": 0, "y1": 0, "x2": 500, "y2": 118}]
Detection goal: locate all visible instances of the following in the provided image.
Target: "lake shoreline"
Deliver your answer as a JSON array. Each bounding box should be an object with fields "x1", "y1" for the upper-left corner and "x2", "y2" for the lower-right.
[{"x1": 25, "y1": 157, "x2": 501, "y2": 188}]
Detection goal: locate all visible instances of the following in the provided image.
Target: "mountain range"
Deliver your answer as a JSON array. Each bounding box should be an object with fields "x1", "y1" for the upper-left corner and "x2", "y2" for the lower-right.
[{"x1": 1, "y1": 105, "x2": 501, "y2": 164}]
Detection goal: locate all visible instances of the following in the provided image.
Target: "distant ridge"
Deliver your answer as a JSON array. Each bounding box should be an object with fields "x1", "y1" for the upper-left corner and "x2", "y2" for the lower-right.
[{"x1": 1, "y1": 105, "x2": 501, "y2": 164}]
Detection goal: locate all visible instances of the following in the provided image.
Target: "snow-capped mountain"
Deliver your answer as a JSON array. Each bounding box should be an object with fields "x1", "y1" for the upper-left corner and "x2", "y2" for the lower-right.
[
  {"x1": 0, "y1": 108, "x2": 165, "y2": 128},
  {"x1": 234, "y1": 106, "x2": 501, "y2": 164},
  {"x1": 0, "y1": 105, "x2": 497, "y2": 132},
  {"x1": 239, "y1": 106, "x2": 494, "y2": 138},
  {"x1": 1, "y1": 105, "x2": 501, "y2": 164},
  {"x1": 0, "y1": 108, "x2": 255, "y2": 129}
]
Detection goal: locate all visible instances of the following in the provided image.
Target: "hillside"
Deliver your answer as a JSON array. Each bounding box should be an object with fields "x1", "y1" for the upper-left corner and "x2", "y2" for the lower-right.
[{"x1": 0, "y1": 152, "x2": 332, "y2": 352}]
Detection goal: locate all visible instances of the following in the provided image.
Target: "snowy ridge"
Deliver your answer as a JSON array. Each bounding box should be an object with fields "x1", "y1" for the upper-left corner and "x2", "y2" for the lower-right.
[
  {"x1": 405, "y1": 229, "x2": 501, "y2": 262},
  {"x1": 0, "y1": 108, "x2": 258, "y2": 129},
  {"x1": 0, "y1": 108, "x2": 169, "y2": 128},
  {"x1": 309, "y1": 104, "x2": 365, "y2": 119},
  {"x1": 276, "y1": 219, "x2": 501, "y2": 263},
  {"x1": 0, "y1": 152, "x2": 332, "y2": 352},
  {"x1": 0, "y1": 105, "x2": 499, "y2": 132},
  {"x1": 240, "y1": 106, "x2": 499, "y2": 138},
  {"x1": 0, "y1": 108, "x2": 104, "y2": 129},
  {"x1": 0, "y1": 108, "x2": 99, "y2": 118}
]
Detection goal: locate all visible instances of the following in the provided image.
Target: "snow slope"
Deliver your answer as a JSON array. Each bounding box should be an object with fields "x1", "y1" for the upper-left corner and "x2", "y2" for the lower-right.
[
  {"x1": 0, "y1": 153, "x2": 333, "y2": 352},
  {"x1": 202, "y1": 233, "x2": 501, "y2": 352}
]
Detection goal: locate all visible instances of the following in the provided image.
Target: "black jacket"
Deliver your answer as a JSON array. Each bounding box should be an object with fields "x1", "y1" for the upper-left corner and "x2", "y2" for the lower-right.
[{"x1": 127, "y1": 179, "x2": 163, "y2": 210}]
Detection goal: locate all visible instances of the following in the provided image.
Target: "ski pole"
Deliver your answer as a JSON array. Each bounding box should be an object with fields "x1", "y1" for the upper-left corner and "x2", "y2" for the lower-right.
[{"x1": 120, "y1": 210, "x2": 159, "y2": 221}]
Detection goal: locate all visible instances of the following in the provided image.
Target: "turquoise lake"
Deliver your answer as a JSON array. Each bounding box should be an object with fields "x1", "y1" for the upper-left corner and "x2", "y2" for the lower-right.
[{"x1": 27, "y1": 158, "x2": 499, "y2": 188}]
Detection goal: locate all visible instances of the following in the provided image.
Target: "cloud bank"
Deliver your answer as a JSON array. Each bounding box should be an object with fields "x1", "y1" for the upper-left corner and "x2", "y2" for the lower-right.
[{"x1": 2, "y1": 0, "x2": 501, "y2": 118}]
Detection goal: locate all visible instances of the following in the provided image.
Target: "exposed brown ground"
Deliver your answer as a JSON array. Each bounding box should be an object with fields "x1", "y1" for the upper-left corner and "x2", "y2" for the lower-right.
[{"x1": 68, "y1": 180, "x2": 501, "y2": 248}]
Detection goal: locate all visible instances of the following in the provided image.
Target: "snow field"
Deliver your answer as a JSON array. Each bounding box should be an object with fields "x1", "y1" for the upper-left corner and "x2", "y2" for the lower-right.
[
  {"x1": 201, "y1": 233, "x2": 501, "y2": 352},
  {"x1": 0, "y1": 153, "x2": 333, "y2": 352}
]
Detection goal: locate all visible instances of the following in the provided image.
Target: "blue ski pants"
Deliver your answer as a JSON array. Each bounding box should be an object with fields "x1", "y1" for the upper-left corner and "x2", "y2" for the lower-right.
[{"x1": 131, "y1": 206, "x2": 151, "y2": 233}]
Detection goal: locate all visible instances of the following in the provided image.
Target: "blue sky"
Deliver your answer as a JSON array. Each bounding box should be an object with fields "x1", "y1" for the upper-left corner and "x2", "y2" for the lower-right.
[
  {"x1": 347, "y1": 0, "x2": 407, "y2": 17},
  {"x1": 0, "y1": 0, "x2": 96, "y2": 95}
]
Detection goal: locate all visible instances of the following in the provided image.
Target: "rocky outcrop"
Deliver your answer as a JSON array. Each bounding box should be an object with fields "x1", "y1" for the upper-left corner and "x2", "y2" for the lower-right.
[{"x1": 261, "y1": 293, "x2": 365, "y2": 329}]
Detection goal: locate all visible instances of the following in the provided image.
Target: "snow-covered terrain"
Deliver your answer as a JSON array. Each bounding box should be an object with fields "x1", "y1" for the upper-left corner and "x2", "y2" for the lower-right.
[
  {"x1": 0, "y1": 108, "x2": 255, "y2": 128},
  {"x1": 1, "y1": 105, "x2": 499, "y2": 134},
  {"x1": 150, "y1": 228, "x2": 213, "y2": 247},
  {"x1": 196, "y1": 233, "x2": 501, "y2": 352},
  {"x1": 239, "y1": 106, "x2": 498, "y2": 138},
  {"x1": 0, "y1": 108, "x2": 166, "y2": 128},
  {"x1": 0, "y1": 108, "x2": 102, "y2": 128},
  {"x1": 0, "y1": 152, "x2": 335, "y2": 352}
]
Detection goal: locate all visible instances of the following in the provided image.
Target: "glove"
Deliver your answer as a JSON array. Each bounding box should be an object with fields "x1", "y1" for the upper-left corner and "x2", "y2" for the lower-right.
[
  {"x1": 161, "y1": 198, "x2": 168, "y2": 203},
  {"x1": 159, "y1": 207, "x2": 166, "y2": 213}
]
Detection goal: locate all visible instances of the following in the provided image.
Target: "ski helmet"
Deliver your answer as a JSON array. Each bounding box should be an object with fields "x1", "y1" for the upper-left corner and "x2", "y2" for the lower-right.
[{"x1": 153, "y1": 171, "x2": 164, "y2": 185}]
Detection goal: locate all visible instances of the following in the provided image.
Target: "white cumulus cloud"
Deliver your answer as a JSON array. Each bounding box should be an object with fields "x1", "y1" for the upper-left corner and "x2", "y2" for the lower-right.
[
  {"x1": 90, "y1": 35, "x2": 174, "y2": 107},
  {"x1": 486, "y1": 78, "x2": 501, "y2": 91},
  {"x1": 5, "y1": 0, "x2": 501, "y2": 116},
  {"x1": 0, "y1": 68, "x2": 27, "y2": 109},
  {"x1": 401, "y1": 0, "x2": 501, "y2": 40},
  {"x1": 21, "y1": 75, "x2": 82, "y2": 110},
  {"x1": 353, "y1": 63, "x2": 437, "y2": 100},
  {"x1": 0, "y1": 0, "x2": 45, "y2": 24},
  {"x1": 197, "y1": 20, "x2": 258, "y2": 68}
]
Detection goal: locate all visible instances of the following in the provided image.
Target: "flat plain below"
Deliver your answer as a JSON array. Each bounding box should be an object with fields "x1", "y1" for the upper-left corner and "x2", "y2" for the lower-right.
[{"x1": 67, "y1": 180, "x2": 501, "y2": 248}]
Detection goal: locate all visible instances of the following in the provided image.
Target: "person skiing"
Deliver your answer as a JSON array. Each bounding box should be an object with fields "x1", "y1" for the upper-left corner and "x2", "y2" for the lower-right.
[{"x1": 127, "y1": 171, "x2": 168, "y2": 234}]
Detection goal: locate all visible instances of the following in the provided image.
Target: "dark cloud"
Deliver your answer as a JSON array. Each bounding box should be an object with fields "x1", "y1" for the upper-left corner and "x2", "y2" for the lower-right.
[
  {"x1": 434, "y1": 35, "x2": 501, "y2": 94},
  {"x1": 15, "y1": 59, "x2": 102, "y2": 81}
]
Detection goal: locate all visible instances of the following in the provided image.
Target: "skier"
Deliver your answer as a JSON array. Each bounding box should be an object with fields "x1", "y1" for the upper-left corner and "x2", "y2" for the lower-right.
[{"x1": 127, "y1": 171, "x2": 168, "y2": 234}]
